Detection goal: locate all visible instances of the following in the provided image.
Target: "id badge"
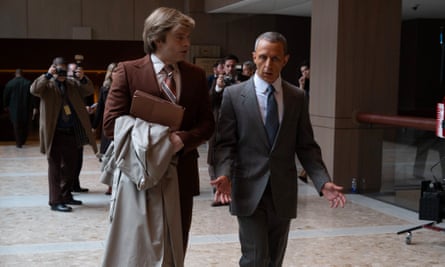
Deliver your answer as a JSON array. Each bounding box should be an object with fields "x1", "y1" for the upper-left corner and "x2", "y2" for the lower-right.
[{"x1": 63, "y1": 105, "x2": 72, "y2": 115}]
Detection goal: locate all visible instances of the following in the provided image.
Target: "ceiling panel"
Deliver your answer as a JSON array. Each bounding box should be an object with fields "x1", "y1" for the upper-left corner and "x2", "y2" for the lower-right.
[{"x1": 206, "y1": 0, "x2": 445, "y2": 20}]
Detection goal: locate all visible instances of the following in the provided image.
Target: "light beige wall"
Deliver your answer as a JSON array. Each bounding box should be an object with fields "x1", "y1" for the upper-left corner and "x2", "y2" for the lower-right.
[
  {"x1": 0, "y1": 0, "x2": 183, "y2": 40},
  {"x1": 0, "y1": 0, "x2": 28, "y2": 38},
  {"x1": 0, "y1": 0, "x2": 310, "y2": 75},
  {"x1": 82, "y1": 0, "x2": 133, "y2": 40},
  {"x1": 27, "y1": 0, "x2": 81, "y2": 39},
  {"x1": 0, "y1": 0, "x2": 286, "y2": 65}
]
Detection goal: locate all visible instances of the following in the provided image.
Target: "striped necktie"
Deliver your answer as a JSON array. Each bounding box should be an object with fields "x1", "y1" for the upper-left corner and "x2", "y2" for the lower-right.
[{"x1": 161, "y1": 64, "x2": 176, "y2": 102}]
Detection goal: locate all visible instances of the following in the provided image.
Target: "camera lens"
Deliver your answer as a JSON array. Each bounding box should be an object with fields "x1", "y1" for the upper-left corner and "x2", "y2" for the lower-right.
[
  {"x1": 223, "y1": 75, "x2": 234, "y2": 86},
  {"x1": 56, "y1": 66, "x2": 67, "y2": 77}
]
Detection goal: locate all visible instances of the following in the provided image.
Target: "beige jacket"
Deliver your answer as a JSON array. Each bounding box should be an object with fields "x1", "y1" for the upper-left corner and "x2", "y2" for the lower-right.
[
  {"x1": 101, "y1": 115, "x2": 183, "y2": 267},
  {"x1": 30, "y1": 74, "x2": 98, "y2": 156}
]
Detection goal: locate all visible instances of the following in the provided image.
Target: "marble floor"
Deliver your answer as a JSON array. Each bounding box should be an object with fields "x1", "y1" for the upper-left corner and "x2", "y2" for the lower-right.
[{"x1": 1, "y1": 141, "x2": 445, "y2": 267}]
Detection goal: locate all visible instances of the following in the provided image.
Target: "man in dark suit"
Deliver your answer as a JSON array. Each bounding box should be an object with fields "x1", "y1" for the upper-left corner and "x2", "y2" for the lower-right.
[
  {"x1": 211, "y1": 32, "x2": 346, "y2": 266},
  {"x1": 207, "y1": 59, "x2": 224, "y2": 91},
  {"x1": 3, "y1": 69, "x2": 32, "y2": 148},
  {"x1": 103, "y1": 7, "x2": 214, "y2": 254}
]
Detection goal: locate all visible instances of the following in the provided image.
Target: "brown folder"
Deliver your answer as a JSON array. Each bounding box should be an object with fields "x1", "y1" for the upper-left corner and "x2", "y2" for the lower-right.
[{"x1": 130, "y1": 90, "x2": 185, "y2": 131}]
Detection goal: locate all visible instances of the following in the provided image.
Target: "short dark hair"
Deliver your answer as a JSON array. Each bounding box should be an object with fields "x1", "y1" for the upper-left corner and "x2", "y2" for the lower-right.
[
  {"x1": 243, "y1": 60, "x2": 255, "y2": 70},
  {"x1": 299, "y1": 60, "x2": 310, "y2": 69},
  {"x1": 223, "y1": 54, "x2": 239, "y2": 63},
  {"x1": 213, "y1": 59, "x2": 224, "y2": 68}
]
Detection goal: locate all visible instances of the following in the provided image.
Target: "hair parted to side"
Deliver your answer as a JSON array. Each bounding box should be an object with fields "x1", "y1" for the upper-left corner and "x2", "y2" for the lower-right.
[
  {"x1": 254, "y1": 32, "x2": 288, "y2": 54},
  {"x1": 142, "y1": 7, "x2": 195, "y2": 54}
]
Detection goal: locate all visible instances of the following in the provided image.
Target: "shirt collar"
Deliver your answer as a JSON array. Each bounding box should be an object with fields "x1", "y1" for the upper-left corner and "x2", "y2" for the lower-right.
[
  {"x1": 151, "y1": 54, "x2": 177, "y2": 75},
  {"x1": 151, "y1": 54, "x2": 164, "y2": 75},
  {"x1": 254, "y1": 73, "x2": 282, "y2": 94}
]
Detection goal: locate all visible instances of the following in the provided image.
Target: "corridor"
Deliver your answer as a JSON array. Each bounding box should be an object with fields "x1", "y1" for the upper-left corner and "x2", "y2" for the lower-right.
[{"x1": 0, "y1": 141, "x2": 444, "y2": 266}]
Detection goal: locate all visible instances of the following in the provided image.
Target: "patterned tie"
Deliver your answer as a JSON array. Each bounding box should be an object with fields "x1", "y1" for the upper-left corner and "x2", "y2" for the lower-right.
[
  {"x1": 161, "y1": 65, "x2": 177, "y2": 102},
  {"x1": 265, "y1": 85, "x2": 279, "y2": 145}
]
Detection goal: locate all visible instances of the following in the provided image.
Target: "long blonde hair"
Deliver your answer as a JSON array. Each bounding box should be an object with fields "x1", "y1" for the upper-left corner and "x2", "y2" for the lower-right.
[{"x1": 102, "y1": 62, "x2": 117, "y2": 88}]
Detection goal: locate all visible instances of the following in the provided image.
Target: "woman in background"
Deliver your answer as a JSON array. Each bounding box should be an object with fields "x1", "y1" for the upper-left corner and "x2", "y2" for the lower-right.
[{"x1": 93, "y1": 62, "x2": 117, "y2": 195}]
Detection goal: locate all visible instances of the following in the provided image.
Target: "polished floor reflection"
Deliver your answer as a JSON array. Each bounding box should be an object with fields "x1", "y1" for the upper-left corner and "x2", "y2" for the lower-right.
[
  {"x1": 1, "y1": 141, "x2": 445, "y2": 266},
  {"x1": 374, "y1": 129, "x2": 445, "y2": 212}
]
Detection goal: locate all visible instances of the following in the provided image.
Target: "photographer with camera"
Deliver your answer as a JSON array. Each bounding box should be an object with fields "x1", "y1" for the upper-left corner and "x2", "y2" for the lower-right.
[
  {"x1": 208, "y1": 54, "x2": 240, "y2": 206},
  {"x1": 30, "y1": 57, "x2": 97, "y2": 212},
  {"x1": 214, "y1": 54, "x2": 239, "y2": 92}
]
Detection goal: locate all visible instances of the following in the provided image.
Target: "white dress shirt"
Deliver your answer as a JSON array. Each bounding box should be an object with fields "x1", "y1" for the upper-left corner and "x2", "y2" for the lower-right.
[
  {"x1": 151, "y1": 54, "x2": 181, "y2": 101},
  {"x1": 253, "y1": 74, "x2": 283, "y2": 124}
]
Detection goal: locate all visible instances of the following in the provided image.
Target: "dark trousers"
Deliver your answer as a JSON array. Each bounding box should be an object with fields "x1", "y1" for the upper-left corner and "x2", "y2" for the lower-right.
[
  {"x1": 12, "y1": 121, "x2": 28, "y2": 147},
  {"x1": 177, "y1": 156, "x2": 200, "y2": 255},
  {"x1": 72, "y1": 146, "x2": 84, "y2": 190},
  {"x1": 179, "y1": 186, "x2": 193, "y2": 254},
  {"x1": 237, "y1": 184, "x2": 291, "y2": 267},
  {"x1": 48, "y1": 130, "x2": 81, "y2": 205}
]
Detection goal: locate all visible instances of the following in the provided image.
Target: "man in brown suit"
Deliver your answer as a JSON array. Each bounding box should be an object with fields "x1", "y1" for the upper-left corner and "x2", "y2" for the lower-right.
[{"x1": 103, "y1": 7, "x2": 214, "y2": 254}]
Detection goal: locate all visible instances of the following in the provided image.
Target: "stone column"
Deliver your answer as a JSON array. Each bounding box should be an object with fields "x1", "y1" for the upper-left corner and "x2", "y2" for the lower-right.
[{"x1": 310, "y1": 0, "x2": 401, "y2": 192}]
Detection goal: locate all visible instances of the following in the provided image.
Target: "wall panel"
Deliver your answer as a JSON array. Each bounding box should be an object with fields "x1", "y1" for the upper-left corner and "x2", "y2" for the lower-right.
[
  {"x1": 0, "y1": 0, "x2": 27, "y2": 38},
  {"x1": 28, "y1": 0, "x2": 81, "y2": 39},
  {"x1": 83, "y1": 0, "x2": 134, "y2": 40}
]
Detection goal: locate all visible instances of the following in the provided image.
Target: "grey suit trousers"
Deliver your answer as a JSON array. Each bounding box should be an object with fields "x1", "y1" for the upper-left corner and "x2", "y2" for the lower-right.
[{"x1": 237, "y1": 183, "x2": 291, "y2": 267}]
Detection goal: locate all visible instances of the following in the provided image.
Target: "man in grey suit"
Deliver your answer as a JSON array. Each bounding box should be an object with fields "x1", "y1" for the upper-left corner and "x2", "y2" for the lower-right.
[{"x1": 211, "y1": 31, "x2": 346, "y2": 266}]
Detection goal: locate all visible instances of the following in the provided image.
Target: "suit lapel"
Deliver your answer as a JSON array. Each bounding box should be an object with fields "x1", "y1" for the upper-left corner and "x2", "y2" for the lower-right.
[
  {"x1": 176, "y1": 61, "x2": 189, "y2": 106},
  {"x1": 135, "y1": 55, "x2": 162, "y2": 97},
  {"x1": 241, "y1": 79, "x2": 271, "y2": 148}
]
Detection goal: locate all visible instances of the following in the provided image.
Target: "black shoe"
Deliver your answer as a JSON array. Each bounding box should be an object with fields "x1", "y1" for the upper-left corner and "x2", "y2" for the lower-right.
[
  {"x1": 298, "y1": 169, "x2": 308, "y2": 184},
  {"x1": 211, "y1": 201, "x2": 229, "y2": 207},
  {"x1": 66, "y1": 199, "x2": 82, "y2": 205},
  {"x1": 51, "y1": 204, "x2": 72, "y2": 212},
  {"x1": 72, "y1": 187, "x2": 89, "y2": 193},
  {"x1": 105, "y1": 187, "x2": 112, "y2": 195},
  {"x1": 298, "y1": 175, "x2": 308, "y2": 184}
]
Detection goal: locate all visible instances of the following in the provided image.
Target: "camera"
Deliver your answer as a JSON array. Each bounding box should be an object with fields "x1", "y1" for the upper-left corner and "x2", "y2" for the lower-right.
[
  {"x1": 419, "y1": 180, "x2": 445, "y2": 222},
  {"x1": 72, "y1": 54, "x2": 84, "y2": 78},
  {"x1": 223, "y1": 75, "x2": 235, "y2": 86},
  {"x1": 55, "y1": 66, "x2": 67, "y2": 77},
  {"x1": 73, "y1": 65, "x2": 81, "y2": 78}
]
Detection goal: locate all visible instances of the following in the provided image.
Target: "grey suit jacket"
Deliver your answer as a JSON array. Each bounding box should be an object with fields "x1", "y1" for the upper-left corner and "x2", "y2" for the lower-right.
[{"x1": 213, "y1": 77, "x2": 330, "y2": 218}]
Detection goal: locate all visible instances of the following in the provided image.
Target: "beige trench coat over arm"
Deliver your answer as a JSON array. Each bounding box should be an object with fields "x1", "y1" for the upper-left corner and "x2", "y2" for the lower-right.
[{"x1": 101, "y1": 115, "x2": 184, "y2": 267}]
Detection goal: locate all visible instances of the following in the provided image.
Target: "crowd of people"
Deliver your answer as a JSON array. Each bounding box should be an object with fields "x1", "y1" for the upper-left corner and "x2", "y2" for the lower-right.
[{"x1": 2, "y1": 6, "x2": 346, "y2": 267}]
